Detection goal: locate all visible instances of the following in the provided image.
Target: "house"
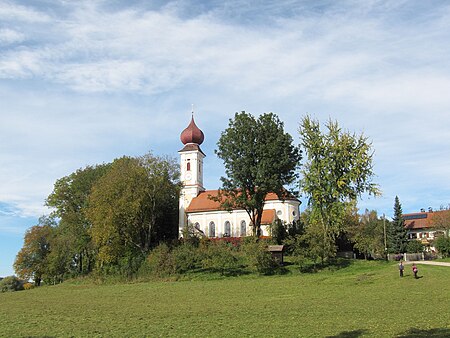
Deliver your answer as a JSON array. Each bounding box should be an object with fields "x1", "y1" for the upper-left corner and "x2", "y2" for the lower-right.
[
  {"x1": 178, "y1": 114, "x2": 300, "y2": 237},
  {"x1": 403, "y1": 210, "x2": 450, "y2": 250}
]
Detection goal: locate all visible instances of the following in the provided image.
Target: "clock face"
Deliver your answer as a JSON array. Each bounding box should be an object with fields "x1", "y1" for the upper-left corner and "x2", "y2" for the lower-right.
[{"x1": 185, "y1": 173, "x2": 192, "y2": 180}]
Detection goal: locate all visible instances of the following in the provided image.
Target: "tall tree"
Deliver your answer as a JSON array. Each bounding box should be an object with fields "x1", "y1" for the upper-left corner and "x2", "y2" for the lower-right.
[
  {"x1": 46, "y1": 164, "x2": 111, "y2": 275},
  {"x1": 388, "y1": 196, "x2": 408, "y2": 253},
  {"x1": 14, "y1": 216, "x2": 55, "y2": 286},
  {"x1": 299, "y1": 116, "x2": 379, "y2": 260},
  {"x1": 87, "y1": 154, "x2": 180, "y2": 268},
  {"x1": 215, "y1": 112, "x2": 301, "y2": 237}
]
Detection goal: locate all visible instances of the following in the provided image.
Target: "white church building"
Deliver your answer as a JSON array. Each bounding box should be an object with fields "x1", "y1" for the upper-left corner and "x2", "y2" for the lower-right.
[{"x1": 178, "y1": 115, "x2": 300, "y2": 238}]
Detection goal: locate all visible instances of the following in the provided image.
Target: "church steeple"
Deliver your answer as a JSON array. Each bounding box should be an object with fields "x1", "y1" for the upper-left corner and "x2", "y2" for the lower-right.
[{"x1": 178, "y1": 112, "x2": 206, "y2": 233}]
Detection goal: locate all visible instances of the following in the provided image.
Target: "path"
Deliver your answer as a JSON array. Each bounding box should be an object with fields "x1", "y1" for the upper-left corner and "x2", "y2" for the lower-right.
[{"x1": 404, "y1": 261, "x2": 450, "y2": 267}]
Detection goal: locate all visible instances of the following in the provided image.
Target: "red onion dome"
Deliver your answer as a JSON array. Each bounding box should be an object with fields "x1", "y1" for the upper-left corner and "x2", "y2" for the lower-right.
[{"x1": 180, "y1": 116, "x2": 204, "y2": 145}]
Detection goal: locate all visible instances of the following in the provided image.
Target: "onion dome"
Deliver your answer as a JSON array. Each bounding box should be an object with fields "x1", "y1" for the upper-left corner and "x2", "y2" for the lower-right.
[{"x1": 180, "y1": 115, "x2": 204, "y2": 145}]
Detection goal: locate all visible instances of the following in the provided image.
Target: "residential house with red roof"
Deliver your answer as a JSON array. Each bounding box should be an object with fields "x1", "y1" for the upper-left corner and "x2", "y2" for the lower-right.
[
  {"x1": 178, "y1": 114, "x2": 300, "y2": 237},
  {"x1": 403, "y1": 210, "x2": 450, "y2": 250}
]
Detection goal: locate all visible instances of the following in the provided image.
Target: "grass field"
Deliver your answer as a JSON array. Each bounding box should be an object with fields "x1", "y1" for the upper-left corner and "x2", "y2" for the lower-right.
[{"x1": 1, "y1": 260, "x2": 449, "y2": 337}]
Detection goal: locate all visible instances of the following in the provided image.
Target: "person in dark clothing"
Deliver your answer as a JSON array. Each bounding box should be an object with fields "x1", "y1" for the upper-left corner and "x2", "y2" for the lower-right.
[{"x1": 398, "y1": 261, "x2": 404, "y2": 277}]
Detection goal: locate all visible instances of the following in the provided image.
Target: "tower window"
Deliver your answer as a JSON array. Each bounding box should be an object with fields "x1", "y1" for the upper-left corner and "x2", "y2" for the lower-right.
[{"x1": 187, "y1": 160, "x2": 191, "y2": 171}]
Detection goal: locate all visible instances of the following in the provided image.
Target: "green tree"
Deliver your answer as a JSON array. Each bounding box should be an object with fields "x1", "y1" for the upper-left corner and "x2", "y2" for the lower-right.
[
  {"x1": 388, "y1": 196, "x2": 408, "y2": 253},
  {"x1": 299, "y1": 116, "x2": 379, "y2": 261},
  {"x1": 46, "y1": 164, "x2": 111, "y2": 275},
  {"x1": 348, "y1": 209, "x2": 385, "y2": 259},
  {"x1": 87, "y1": 154, "x2": 180, "y2": 269},
  {"x1": 215, "y1": 112, "x2": 301, "y2": 237},
  {"x1": 14, "y1": 216, "x2": 55, "y2": 286},
  {"x1": 435, "y1": 236, "x2": 450, "y2": 257}
]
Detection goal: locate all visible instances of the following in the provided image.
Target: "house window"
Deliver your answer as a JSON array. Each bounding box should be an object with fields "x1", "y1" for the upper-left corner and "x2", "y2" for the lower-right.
[
  {"x1": 240, "y1": 220, "x2": 246, "y2": 237},
  {"x1": 224, "y1": 221, "x2": 231, "y2": 237},
  {"x1": 209, "y1": 222, "x2": 215, "y2": 237}
]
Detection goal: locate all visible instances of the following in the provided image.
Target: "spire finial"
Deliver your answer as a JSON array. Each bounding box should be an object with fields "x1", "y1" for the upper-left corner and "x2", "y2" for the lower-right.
[{"x1": 191, "y1": 104, "x2": 194, "y2": 116}]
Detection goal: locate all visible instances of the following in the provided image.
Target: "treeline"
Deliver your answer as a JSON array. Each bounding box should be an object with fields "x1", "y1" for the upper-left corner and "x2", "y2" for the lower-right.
[{"x1": 14, "y1": 153, "x2": 180, "y2": 286}]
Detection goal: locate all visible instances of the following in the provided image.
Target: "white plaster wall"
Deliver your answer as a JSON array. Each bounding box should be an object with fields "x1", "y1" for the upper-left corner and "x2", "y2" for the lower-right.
[{"x1": 187, "y1": 200, "x2": 300, "y2": 237}]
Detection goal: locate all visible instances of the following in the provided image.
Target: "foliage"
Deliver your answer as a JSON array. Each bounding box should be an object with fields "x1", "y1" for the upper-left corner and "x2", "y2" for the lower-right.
[
  {"x1": 406, "y1": 240, "x2": 424, "y2": 253},
  {"x1": 431, "y1": 210, "x2": 450, "y2": 236},
  {"x1": 241, "y1": 237, "x2": 277, "y2": 274},
  {"x1": 269, "y1": 219, "x2": 288, "y2": 245},
  {"x1": 435, "y1": 236, "x2": 450, "y2": 257},
  {"x1": 14, "y1": 216, "x2": 55, "y2": 286},
  {"x1": 299, "y1": 116, "x2": 379, "y2": 261},
  {"x1": 388, "y1": 196, "x2": 408, "y2": 253},
  {"x1": 201, "y1": 241, "x2": 242, "y2": 275},
  {"x1": 143, "y1": 243, "x2": 176, "y2": 277},
  {"x1": 347, "y1": 209, "x2": 386, "y2": 259},
  {"x1": 215, "y1": 111, "x2": 301, "y2": 236},
  {"x1": 46, "y1": 164, "x2": 111, "y2": 276},
  {"x1": 0, "y1": 276, "x2": 24, "y2": 292},
  {"x1": 87, "y1": 154, "x2": 180, "y2": 267}
]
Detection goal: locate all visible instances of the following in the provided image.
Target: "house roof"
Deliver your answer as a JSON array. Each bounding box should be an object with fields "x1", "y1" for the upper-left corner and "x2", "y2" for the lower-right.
[
  {"x1": 185, "y1": 189, "x2": 298, "y2": 214},
  {"x1": 403, "y1": 210, "x2": 450, "y2": 230}
]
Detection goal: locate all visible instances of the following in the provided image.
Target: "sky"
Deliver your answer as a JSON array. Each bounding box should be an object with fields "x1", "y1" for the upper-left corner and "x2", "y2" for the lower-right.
[{"x1": 1, "y1": 0, "x2": 450, "y2": 277}]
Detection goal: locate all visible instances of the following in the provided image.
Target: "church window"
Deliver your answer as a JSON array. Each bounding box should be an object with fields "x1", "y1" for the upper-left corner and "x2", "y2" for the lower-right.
[
  {"x1": 209, "y1": 222, "x2": 216, "y2": 237},
  {"x1": 224, "y1": 221, "x2": 231, "y2": 237},
  {"x1": 187, "y1": 160, "x2": 191, "y2": 171},
  {"x1": 240, "y1": 220, "x2": 246, "y2": 237}
]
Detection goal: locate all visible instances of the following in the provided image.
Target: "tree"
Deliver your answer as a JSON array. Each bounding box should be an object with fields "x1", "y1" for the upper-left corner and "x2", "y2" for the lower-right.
[
  {"x1": 46, "y1": 164, "x2": 111, "y2": 275},
  {"x1": 215, "y1": 112, "x2": 301, "y2": 237},
  {"x1": 87, "y1": 154, "x2": 180, "y2": 269},
  {"x1": 431, "y1": 209, "x2": 450, "y2": 237},
  {"x1": 299, "y1": 116, "x2": 379, "y2": 261},
  {"x1": 348, "y1": 209, "x2": 385, "y2": 259},
  {"x1": 388, "y1": 196, "x2": 408, "y2": 253},
  {"x1": 14, "y1": 216, "x2": 55, "y2": 286}
]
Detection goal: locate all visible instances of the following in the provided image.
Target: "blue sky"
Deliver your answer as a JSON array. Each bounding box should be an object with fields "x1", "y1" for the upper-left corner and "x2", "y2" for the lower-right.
[{"x1": 1, "y1": 0, "x2": 450, "y2": 277}]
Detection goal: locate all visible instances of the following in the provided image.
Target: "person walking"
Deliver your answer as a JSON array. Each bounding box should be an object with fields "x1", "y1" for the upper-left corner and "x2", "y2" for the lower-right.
[
  {"x1": 412, "y1": 263, "x2": 418, "y2": 279},
  {"x1": 398, "y1": 261, "x2": 404, "y2": 277}
]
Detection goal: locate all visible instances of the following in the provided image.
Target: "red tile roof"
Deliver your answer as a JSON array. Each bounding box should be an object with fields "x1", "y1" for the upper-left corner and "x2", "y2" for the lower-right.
[
  {"x1": 186, "y1": 190, "x2": 297, "y2": 213},
  {"x1": 403, "y1": 210, "x2": 450, "y2": 230}
]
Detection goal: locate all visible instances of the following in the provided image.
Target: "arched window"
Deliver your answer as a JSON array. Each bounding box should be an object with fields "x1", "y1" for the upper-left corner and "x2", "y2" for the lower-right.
[
  {"x1": 240, "y1": 220, "x2": 246, "y2": 237},
  {"x1": 224, "y1": 221, "x2": 231, "y2": 237},
  {"x1": 194, "y1": 222, "x2": 200, "y2": 230},
  {"x1": 187, "y1": 160, "x2": 191, "y2": 171},
  {"x1": 209, "y1": 222, "x2": 215, "y2": 237}
]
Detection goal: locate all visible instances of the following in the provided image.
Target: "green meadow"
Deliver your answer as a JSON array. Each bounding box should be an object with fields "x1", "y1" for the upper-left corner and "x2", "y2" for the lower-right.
[{"x1": 1, "y1": 261, "x2": 449, "y2": 337}]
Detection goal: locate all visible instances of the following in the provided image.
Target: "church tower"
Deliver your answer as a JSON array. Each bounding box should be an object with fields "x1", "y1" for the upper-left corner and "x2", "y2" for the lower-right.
[{"x1": 178, "y1": 114, "x2": 205, "y2": 233}]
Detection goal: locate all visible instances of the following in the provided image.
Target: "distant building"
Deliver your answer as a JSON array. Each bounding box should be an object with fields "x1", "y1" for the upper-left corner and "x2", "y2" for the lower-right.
[
  {"x1": 178, "y1": 114, "x2": 300, "y2": 237},
  {"x1": 403, "y1": 210, "x2": 450, "y2": 250}
]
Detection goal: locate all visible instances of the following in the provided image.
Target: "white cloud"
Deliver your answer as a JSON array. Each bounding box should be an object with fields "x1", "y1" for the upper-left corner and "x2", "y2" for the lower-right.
[{"x1": 0, "y1": 28, "x2": 24, "y2": 44}]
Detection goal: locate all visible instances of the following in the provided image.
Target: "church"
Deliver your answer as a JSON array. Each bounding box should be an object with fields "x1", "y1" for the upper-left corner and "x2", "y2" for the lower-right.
[{"x1": 178, "y1": 115, "x2": 300, "y2": 238}]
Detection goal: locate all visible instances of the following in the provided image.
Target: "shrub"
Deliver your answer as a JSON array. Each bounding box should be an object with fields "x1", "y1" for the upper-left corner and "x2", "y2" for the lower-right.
[
  {"x1": 0, "y1": 276, "x2": 24, "y2": 292},
  {"x1": 201, "y1": 241, "x2": 242, "y2": 275},
  {"x1": 23, "y1": 282, "x2": 34, "y2": 290},
  {"x1": 144, "y1": 243, "x2": 176, "y2": 277},
  {"x1": 435, "y1": 236, "x2": 450, "y2": 257},
  {"x1": 406, "y1": 240, "x2": 424, "y2": 253},
  {"x1": 172, "y1": 243, "x2": 202, "y2": 273},
  {"x1": 241, "y1": 238, "x2": 277, "y2": 275}
]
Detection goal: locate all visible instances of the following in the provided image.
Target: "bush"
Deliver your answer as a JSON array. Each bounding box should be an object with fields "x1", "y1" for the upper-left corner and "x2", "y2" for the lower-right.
[
  {"x1": 144, "y1": 243, "x2": 176, "y2": 277},
  {"x1": 406, "y1": 240, "x2": 424, "y2": 253},
  {"x1": 201, "y1": 241, "x2": 242, "y2": 275},
  {"x1": 172, "y1": 243, "x2": 202, "y2": 273},
  {"x1": 23, "y1": 282, "x2": 34, "y2": 290},
  {"x1": 241, "y1": 238, "x2": 277, "y2": 275},
  {"x1": 435, "y1": 236, "x2": 450, "y2": 257},
  {"x1": 0, "y1": 276, "x2": 24, "y2": 292}
]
